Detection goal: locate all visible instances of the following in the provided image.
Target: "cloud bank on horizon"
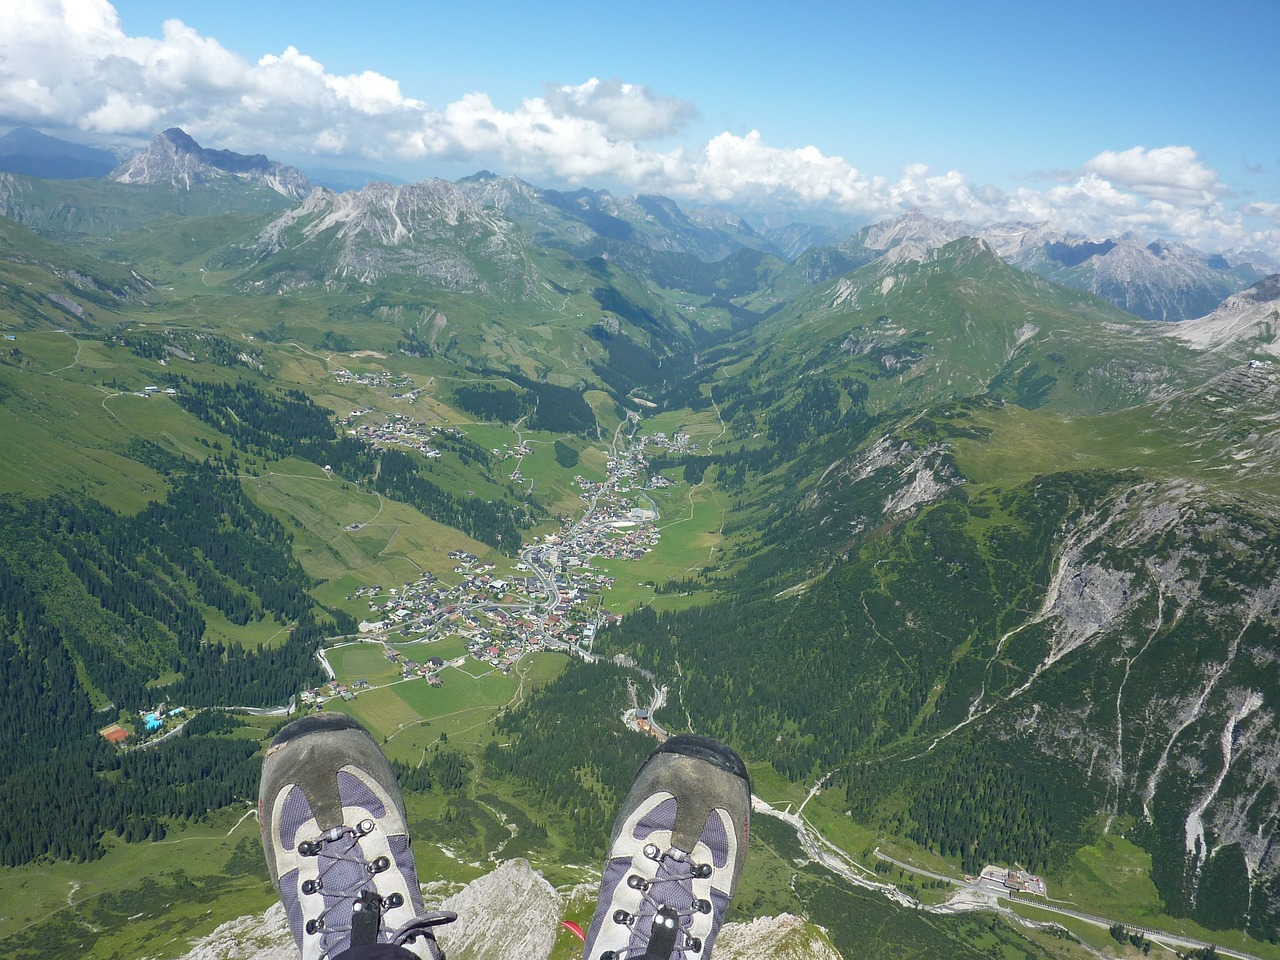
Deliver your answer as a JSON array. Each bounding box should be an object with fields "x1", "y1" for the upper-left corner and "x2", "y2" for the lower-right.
[{"x1": 2, "y1": 0, "x2": 1277, "y2": 259}]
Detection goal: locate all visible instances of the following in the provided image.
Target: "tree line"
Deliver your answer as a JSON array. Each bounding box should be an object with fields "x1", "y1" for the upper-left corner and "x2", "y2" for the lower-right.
[
  {"x1": 171, "y1": 376, "x2": 529, "y2": 552},
  {"x1": 0, "y1": 455, "x2": 336, "y2": 866}
]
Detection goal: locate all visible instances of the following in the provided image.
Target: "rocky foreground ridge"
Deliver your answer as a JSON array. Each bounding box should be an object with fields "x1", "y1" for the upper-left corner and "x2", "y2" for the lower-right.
[{"x1": 161, "y1": 860, "x2": 841, "y2": 960}]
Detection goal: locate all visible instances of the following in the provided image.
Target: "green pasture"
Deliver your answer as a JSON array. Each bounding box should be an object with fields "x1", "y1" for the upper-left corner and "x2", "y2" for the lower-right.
[
  {"x1": 588, "y1": 481, "x2": 727, "y2": 612},
  {"x1": 639, "y1": 405, "x2": 727, "y2": 449},
  {"x1": 649, "y1": 482, "x2": 726, "y2": 570},
  {"x1": 241, "y1": 459, "x2": 494, "y2": 593},
  {"x1": 952, "y1": 401, "x2": 1280, "y2": 506},
  {"x1": 325, "y1": 652, "x2": 567, "y2": 751},
  {"x1": 0, "y1": 335, "x2": 221, "y2": 512},
  {"x1": 503, "y1": 434, "x2": 593, "y2": 517},
  {"x1": 1034, "y1": 829, "x2": 1280, "y2": 960},
  {"x1": 202, "y1": 605, "x2": 292, "y2": 651},
  {"x1": 392, "y1": 636, "x2": 471, "y2": 662},
  {"x1": 326, "y1": 642, "x2": 401, "y2": 685},
  {"x1": 1050, "y1": 828, "x2": 1163, "y2": 919},
  {"x1": 0, "y1": 795, "x2": 273, "y2": 959},
  {"x1": 949, "y1": 405, "x2": 1137, "y2": 485}
]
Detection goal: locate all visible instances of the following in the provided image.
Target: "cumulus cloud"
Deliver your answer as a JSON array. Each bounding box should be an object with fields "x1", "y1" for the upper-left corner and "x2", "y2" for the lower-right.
[
  {"x1": 0, "y1": 0, "x2": 428, "y2": 152},
  {"x1": 0, "y1": 1, "x2": 1275, "y2": 257},
  {"x1": 544, "y1": 78, "x2": 693, "y2": 140},
  {"x1": 1242, "y1": 201, "x2": 1280, "y2": 223},
  {"x1": 1081, "y1": 145, "x2": 1227, "y2": 205}
]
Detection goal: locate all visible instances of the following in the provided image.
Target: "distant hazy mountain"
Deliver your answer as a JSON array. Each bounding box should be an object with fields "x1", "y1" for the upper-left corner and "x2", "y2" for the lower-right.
[
  {"x1": 0, "y1": 127, "x2": 117, "y2": 179},
  {"x1": 763, "y1": 221, "x2": 845, "y2": 260},
  {"x1": 455, "y1": 171, "x2": 781, "y2": 262},
  {"x1": 299, "y1": 165, "x2": 407, "y2": 193},
  {"x1": 112, "y1": 128, "x2": 312, "y2": 201},
  {"x1": 833, "y1": 211, "x2": 1270, "y2": 321}
]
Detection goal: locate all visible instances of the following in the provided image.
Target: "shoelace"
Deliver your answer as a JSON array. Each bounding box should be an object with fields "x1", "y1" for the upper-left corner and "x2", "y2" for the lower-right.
[
  {"x1": 298, "y1": 819, "x2": 456, "y2": 959},
  {"x1": 602, "y1": 843, "x2": 714, "y2": 959}
]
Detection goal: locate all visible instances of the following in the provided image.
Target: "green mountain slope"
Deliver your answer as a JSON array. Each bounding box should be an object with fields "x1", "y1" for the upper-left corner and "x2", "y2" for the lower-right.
[
  {"x1": 724, "y1": 238, "x2": 1218, "y2": 416},
  {"x1": 0, "y1": 172, "x2": 296, "y2": 241}
]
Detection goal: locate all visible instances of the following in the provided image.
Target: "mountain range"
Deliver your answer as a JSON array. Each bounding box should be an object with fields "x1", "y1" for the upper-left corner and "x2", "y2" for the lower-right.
[
  {"x1": 0, "y1": 127, "x2": 119, "y2": 179},
  {"x1": 2, "y1": 128, "x2": 1280, "y2": 960},
  {"x1": 4, "y1": 128, "x2": 1274, "y2": 321}
]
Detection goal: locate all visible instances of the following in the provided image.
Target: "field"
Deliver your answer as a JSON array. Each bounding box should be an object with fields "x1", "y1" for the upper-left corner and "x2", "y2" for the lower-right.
[
  {"x1": 325, "y1": 642, "x2": 402, "y2": 685},
  {"x1": 592, "y1": 478, "x2": 728, "y2": 613},
  {"x1": 393, "y1": 635, "x2": 470, "y2": 662},
  {"x1": 323, "y1": 650, "x2": 568, "y2": 762},
  {"x1": 0, "y1": 333, "x2": 195, "y2": 512},
  {"x1": 242, "y1": 459, "x2": 496, "y2": 603}
]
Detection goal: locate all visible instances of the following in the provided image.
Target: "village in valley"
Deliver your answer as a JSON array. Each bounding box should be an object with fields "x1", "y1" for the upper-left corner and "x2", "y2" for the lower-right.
[{"x1": 302, "y1": 424, "x2": 700, "y2": 708}]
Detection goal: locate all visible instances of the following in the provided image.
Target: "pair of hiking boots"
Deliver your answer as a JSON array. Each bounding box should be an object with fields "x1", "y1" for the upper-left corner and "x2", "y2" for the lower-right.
[{"x1": 259, "y1": 713, "x2": 751, "y2": 960}]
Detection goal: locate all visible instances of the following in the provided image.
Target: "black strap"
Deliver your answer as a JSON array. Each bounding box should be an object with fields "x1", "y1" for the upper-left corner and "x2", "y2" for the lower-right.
[
  {"x1": 350, "y1": 889, "x2": 383, "y2": 946},
  {"x1": 644, "y1": 904, "x2": 680, "y2": 958}
]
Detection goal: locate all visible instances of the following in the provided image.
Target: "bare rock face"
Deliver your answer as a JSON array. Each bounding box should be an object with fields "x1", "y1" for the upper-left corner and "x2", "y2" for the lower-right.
[
  {"x1": 1165, "y1": 273, "x2": 1280, "y2": 353},
  {"x1": 155, "y1": 902, "x2": 295, "y2": 960},
  {"x1": 714, "y1": 913, "x2": 843, "y2": 960},
  {"x1": 113, "y1": 128, "x2": 312, "y2": 200},
  {"x1": 433, "y1": 859, "x2": 563, "y2": 960}
]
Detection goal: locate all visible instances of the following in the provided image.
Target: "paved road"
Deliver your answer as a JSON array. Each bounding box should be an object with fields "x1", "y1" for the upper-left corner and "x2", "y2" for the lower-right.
[{"x1": 872, "y1": 848, "x2": 1265, "y2": 960}]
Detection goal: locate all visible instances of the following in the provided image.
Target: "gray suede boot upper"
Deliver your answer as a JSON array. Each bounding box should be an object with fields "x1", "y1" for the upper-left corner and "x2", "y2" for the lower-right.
[
  {"x1": 582, "y1": 734, "x2": 751, "y2": 960},
  {"x1": 259, "y1": 713, "x2": 454, "y2": 960}
]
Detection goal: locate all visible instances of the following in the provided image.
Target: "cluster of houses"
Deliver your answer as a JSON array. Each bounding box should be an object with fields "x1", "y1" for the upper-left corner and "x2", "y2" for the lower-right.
[
  {"x1": 337, "y1": 411, "x2": 445, "y2": 458},
  {"x1": 643, "y1": 431, "x2": 698, "y2": 454},
  {"x1": 335, "y1": 430, "x2": 693, "y2": 678},
  {"x1": 302, "y1": 679, "x2": 366, "y2": 705},
  {"x1": 386, "y1": 650, "x2": 447, "y2": 683},
  {"x1": 542, "y1": 507, "x2": 658, "y2": 566},
  {"x1": 333, "y1": 368, "x2": 415, "y2": 390},
  {"x1": 353, "y1": 557, "x2": 607, "y2": 662},
  {"x1": 493, "y1": 442, "x2": 532, "y2": 460}
]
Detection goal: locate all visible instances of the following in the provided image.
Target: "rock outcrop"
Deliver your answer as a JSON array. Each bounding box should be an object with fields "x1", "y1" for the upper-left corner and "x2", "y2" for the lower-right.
[{"x1": 165, "y1": 860, "x2": 845, "y2": 960}]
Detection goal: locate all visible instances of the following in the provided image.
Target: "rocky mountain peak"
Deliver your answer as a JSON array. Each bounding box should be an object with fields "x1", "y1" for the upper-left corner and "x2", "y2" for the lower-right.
[
  {"x1": 1166, "y1": 273, "x2": 1280, "y2": 353},
  {"x1": 850, "y1": 209, "x2": 974, "y2": 255},
  {"x1": 112, "y1": 128, "x2": 312, "y2": 200}
]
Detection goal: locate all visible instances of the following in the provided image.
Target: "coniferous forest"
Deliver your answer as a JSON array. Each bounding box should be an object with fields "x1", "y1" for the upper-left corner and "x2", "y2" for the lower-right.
[{"x1": 0, "y1": 455, "x2": 329, "y2": 866}]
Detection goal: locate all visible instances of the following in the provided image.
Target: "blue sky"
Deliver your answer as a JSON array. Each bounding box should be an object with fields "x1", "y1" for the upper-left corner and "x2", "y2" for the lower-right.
[{"x1": 3, "y1": 0, "x2": 1279, "y2": 255}]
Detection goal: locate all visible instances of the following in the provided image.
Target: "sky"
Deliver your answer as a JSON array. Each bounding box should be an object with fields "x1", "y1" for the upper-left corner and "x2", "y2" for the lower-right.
[{"x1": 2, "y1": 0, "x2": 1279, "y2": 257}]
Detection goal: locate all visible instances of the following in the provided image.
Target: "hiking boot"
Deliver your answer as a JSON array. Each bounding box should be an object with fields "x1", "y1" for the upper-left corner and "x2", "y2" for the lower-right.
[
  {"x1": 582, "y1": 734, "x2": 751, "y2": 960},
  {"x1": 259, "y1": 713, "x2": 455, "y2": 960}
]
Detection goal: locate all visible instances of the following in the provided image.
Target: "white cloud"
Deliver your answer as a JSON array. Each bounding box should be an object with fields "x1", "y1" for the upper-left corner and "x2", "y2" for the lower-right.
[
  {"x1": 544, "y1": 78, "x2": 693, "y2": 140},
  {"x1": 695, "y1": 131, "x2": 878, "y2": 208},
  {"x1": 0, "y1": 1, "x2": 1275, "y2": 258},
  {"x1": 1242, "y1": 201, "x2": 1280, "y2": 223},
  {"x1": 1081, "y1": 145, "x2": 1226, "y2": 205}
]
